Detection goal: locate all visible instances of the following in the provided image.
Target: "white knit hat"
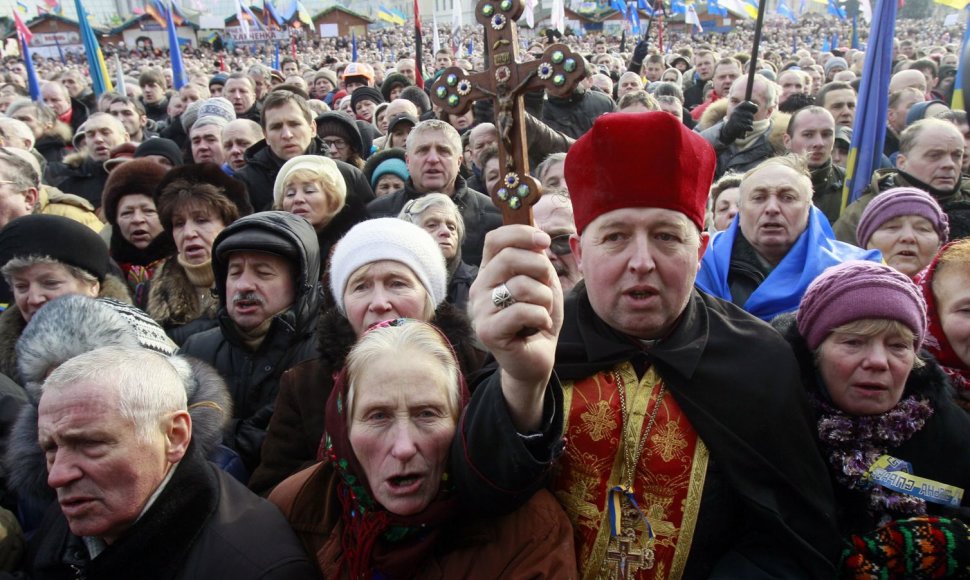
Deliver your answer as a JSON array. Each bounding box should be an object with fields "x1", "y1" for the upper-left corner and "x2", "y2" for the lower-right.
[{"x1": 329, "y1": 218, "x2": 447, "y2": 313}]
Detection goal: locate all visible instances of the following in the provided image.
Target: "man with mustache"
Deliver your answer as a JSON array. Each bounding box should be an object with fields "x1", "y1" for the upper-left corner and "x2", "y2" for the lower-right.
[
  {"x1": 835, "y1": 118, "x2": 970, "y2": 244},
  {"x1": 181, "y1": 212, "x2": 322, "y2": 474}
]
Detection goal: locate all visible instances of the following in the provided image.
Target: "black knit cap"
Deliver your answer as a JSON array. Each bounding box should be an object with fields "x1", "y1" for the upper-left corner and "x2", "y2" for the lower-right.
[
  {"x1": 0, "y1": 215, "x2": 109, "y2": 281},
  {"x1": 380, "y1": 72, "x2": 410, "y2": 102},
  {"x1": 134, "y1": 138, "x2": 184, "y2": 167},
  {"x1": 350, "y1": 86, "x2": 385, "y2": 114}
]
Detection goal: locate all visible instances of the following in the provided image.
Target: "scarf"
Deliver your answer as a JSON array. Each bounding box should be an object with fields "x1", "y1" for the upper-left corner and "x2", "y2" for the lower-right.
[
  {"x1": 915, "y1": 243, "x2": 970, "y2": 410},
  {"x1": 177, "y1": 256, "x2": 215, "y2": 289},
  {"x1": 733, "y1": 118, "x2": 771, "y2": 151},
  {"x1": 815, "y1": 395, "x2": 934, "y2": 524},
  {"x1": 695, "y1": 206, "x2": 881, "y2": 320},
  {"x1": 322, "y1": 319, "x2": 470, "y2": 579},
  {"x1": 896, "y1": 169, "x2": 963, "y2": 202}
]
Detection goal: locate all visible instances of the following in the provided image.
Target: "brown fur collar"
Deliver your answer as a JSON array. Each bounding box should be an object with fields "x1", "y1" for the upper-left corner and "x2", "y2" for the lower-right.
[
  {"x1": 147, "y1": 259, "x2": 218, "y2": 328},
  {"x1": 0, "y1": 274, "x2": 130, "y2": 383}
]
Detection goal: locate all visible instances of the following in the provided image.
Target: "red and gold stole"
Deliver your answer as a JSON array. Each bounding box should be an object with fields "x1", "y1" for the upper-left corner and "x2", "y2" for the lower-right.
[{"x1": 552, "y1": 362, "x2": 709, "y2": 579}]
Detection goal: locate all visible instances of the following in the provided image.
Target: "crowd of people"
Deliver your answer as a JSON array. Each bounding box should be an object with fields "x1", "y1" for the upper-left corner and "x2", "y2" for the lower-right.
[{"x1": 0, "y1": 6, "x2": 966, "y2": 578}]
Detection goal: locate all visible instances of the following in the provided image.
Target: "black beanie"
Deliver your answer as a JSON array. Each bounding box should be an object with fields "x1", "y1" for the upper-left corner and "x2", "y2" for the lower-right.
[
  {"x1": 350, "y1": 86, "x2": 385, "y2": 114},
  {"x1": 0, "y1": 215, "x2": 109, "y2": 281}
]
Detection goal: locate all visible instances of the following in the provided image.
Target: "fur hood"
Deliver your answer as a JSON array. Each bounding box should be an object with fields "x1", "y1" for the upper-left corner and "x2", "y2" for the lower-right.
[
  {"x1": 4, "y1": 294, "x2": 232, "y2": 505},
  {"x1": 0, "y1": 274, "x2": 130, "y2": 382},
  {"x1": 146, "y1": 258, "x2": 218, "y2": 328},
  {"x1": 696, "y1": 99, "x2": 790, "y2": 155},
  {"x1": 698, "y1": 98, "x2": 729, "y2": 132},
  {"x1": 316, "y1": 301, "x2": 482, "y2": 377}
]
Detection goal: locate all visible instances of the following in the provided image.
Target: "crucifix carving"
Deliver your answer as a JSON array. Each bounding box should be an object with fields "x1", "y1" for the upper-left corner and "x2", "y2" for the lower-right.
[
  {"x1": 605, "y1": 531, "x2": 654, "y2": 579},
  {"x1": 430, "y1": 0, "x2": 585, "y2": 225}
]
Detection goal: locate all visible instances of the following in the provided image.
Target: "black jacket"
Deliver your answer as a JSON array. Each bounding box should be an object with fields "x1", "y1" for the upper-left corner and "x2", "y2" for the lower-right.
[
  {"x1": 180, "y1": 212, "x2": 323, "y2": 473},
  {"x1": 540, "y1": 88, "x2": 615, "y2": 139},
  {"x1": 34, "y1": 134, "x2": 67, "y2": 169},
  {"x1": 45, "y1": 156, "x2": 109, "y2": 209},
  {"x1": 24, "y1": 446, "x2": 320, "y2": 580},
  {"x1": 142, "y1": 96, "x2": 169, "y2": 124},
  {"x1": 66, "y1": 98, "x2": 88, "y2": 136},
  {"x1": 453, "y1": 286, "x2": 841, "y2": 579},
  {"x1": 366, "y1": 176, "x2": 501, "y2": 267},
  {"x1": 234, "y1": 138, "x2": 375, "y2": 212},
  {"x1": 811, "y1": 161, "x2": 846, "y2": 226}
]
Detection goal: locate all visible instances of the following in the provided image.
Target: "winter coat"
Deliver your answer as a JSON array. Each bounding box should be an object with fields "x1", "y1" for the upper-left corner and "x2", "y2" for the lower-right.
[
  {"x1": 65, "y1": 98, "x2": 88, "y2": 137},
  {"x1": 772, "y1": 314, "x2": 970, "y2": 534},
  {"x1": 146, "y1": 258, "x2": 220, "y2": 346},
  {"x1": 810, "y1": 161, "x2": 846, "y2": 226},
  {"x1": 35, "y1": 186, "x2": 104, "y2": 232},
  {"x1": 269, "y1": 462, "x2": 576, "y2": 579},
  {"x1": 35, "y1": 127, "x2": 70, "y2": 169},
  {"x1": 0, "y1": 275, "x2": 130, "y2": 385},
  {"x1": 45, "y1": 155, "x2": 110, "y2": 210},
  {"x1": 24, "y1": 446, "x2": 320, "y2": 580},
  {"x1": 833, "y1": 169, "x2": 970, "y2": 246},
  {"x1": 700, "y1": 118, "x2": 784, "y2": 180},
  {"x1": 248, "y1": 302, "x2": 481, "y2": 496},
  {"x1": 540, "y1": 88, "x2": 615, "y2": 139},
  {"x1": 367, "y1": 176, "x2": 501, "y2": 267},
  {"x1": 141, "y1": 96, "x2": 169, "y2": 124},
  {"x1": 234, "y1": 138, "x2": 375, "y2": 212},
  {"x1": 447, "y1": 260, "x2": 478, "y2": 314},
  {"x1": 180, "y1": 212, "x2": 323, "y2": 474}
]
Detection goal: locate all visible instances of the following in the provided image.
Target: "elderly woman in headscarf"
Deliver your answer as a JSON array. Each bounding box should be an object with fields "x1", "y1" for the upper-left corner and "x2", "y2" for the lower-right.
[
  {"x1": 101, "y1": 158, "x2": 175, "y2": 308},
  {"x1": 774, "y1": 261, "x2": 970, "y2": 578},
  {"x1": 268, "y1": 319, "x2": 576, "y2": 578},
  {"x1": 856, "y1": 187, "x2": 949, "y2": 279},
  {"x1": 147, "y1": 163, "x2": 254, "y2": 345},
  {"x1": 398, "y1": 193, "x2": 478, "y2": 312},
  {"x1": 273, "y1": 155, "x2": 369, "y2": 268},
  {"x1": 0, "y1": 215, "x2": 130, "y2": 384},
  {"x1": 248, "y1": 218, "x2": 482, "y2": 495}
]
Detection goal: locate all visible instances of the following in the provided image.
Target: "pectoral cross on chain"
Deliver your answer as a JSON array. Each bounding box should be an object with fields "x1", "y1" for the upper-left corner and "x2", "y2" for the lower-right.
[
  {"x1": 605, "y1": 533, "x2": 654, "y2": 580},
  {"x1": 430, "y1": 0, "x2": 585, "y2": 226}
]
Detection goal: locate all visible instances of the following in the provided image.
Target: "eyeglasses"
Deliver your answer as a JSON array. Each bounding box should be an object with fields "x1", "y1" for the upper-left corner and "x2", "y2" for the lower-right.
[
  {"x1": 323, "y1": 138, "x2": 347, "y2": 151},
  {"x1": 549, "y1": 234, "x2": 573, "y2": 256}
]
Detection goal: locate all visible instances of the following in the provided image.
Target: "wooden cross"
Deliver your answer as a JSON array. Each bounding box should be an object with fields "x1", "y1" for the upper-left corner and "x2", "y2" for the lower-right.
[
  {"x1": 605, "y1": 533, "x2": 654, "y2": 579},
  {"x1": 430, "y1": 0, "x2": 585, "y2": 226}
]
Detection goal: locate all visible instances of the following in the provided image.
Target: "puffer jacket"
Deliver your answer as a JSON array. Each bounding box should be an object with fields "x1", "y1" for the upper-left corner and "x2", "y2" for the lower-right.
[
  {"x1": 44, "y1": 155, "x2": 110, "y2": 210},
  {"x1": 35, "y1": 186, "x2": 104, "y2": 232},
  {"x1": 180, "y1": 212, "x2": 323, "y2": 474},
  {"x1": 234, "y1": 138, "x2": 375, "y2": 212},
  {"x1": 367, "y1": 176, "x2": 501, "y2": 267}
]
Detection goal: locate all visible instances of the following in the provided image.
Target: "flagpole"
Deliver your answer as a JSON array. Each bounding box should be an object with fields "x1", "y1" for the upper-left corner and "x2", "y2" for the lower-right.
[{"x1": 744, "y1": 0, "x2": 767, "y2": 101}]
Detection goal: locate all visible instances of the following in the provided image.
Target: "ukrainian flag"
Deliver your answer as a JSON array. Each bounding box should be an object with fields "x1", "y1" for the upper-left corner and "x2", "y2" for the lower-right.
[
  {"x1": 75, "y1": 0, "x2": 113, "y2": 95},
  {"x1": 935, "y1": 0, "x2": 969, "y2": 9},
  {"x1": 952, "y1": 7, "x2": 970, "y2": 110},
  {"x1": 378, "y1": 5, "x2": 406, "y2": 24},
  {"x1": 841, "y1": 0, "x2": 897, "y2": 211}
]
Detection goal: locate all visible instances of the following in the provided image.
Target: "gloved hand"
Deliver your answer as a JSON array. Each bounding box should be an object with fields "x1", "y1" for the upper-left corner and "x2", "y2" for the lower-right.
[
  {"x1": 719, "y1": 101, "x2": 759, "y2": 145},
  {"x1": 631, "y1": 40, "x2": 650, "y2": 68}
]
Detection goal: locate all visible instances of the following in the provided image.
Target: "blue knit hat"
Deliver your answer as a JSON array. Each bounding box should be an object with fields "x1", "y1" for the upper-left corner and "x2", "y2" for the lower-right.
[{"x1": 370, "y1": 158, "x2": 409, "y2": 188}]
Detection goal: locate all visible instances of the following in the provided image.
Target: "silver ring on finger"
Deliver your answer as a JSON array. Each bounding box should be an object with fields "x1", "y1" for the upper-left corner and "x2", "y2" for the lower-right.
[{"x1": 491, "y1": 283, "x2": 516, "y2": 310}]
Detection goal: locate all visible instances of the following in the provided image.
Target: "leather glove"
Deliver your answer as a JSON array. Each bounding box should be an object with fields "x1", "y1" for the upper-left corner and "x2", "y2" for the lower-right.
[
  {"x1": 631, "y1": 40, "x2": 650, "y2": 67},
  {"x1": 719, "y1": 101, "x2": 759, "y2": 145}
]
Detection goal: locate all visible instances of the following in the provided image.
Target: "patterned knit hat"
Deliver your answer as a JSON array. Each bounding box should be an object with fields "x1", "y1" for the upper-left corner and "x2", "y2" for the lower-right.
[{"x1": 797, "y1": 260, "x2": 927, "y2": 349}]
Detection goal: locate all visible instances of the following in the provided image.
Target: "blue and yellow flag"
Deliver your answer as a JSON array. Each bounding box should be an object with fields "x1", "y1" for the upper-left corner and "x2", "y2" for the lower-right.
[
  {"x1": 841, "y1": 0, "x2": 897, "y2": 211},
  {"x1": 75, "y1": 0, "x2": 113, "y2": 95},
  {"x1": 952, "y1": 7, "x2": 970, "y2": 110},
  {"x1": 165, "y1": 0, "x2": 187, "y2": 89}
]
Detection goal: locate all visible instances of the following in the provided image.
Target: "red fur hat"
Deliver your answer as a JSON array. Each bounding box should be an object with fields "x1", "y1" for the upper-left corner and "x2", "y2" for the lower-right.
[{"x1": 564, "y1": 112, "x2": 716, "y2": 233}]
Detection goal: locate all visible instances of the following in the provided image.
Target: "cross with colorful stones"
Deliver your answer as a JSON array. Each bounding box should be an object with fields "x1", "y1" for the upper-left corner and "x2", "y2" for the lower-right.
[{"x1": 430, "y1": 0, "x2": 585, "y2": 226}]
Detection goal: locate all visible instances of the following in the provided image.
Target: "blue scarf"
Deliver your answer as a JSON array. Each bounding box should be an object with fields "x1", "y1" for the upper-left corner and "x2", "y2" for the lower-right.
[{"x1": 695, "y1": 207, "x2": 881, "y2": 321}]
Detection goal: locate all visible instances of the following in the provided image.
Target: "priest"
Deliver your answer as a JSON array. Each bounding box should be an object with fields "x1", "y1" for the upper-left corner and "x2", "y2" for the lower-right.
[{"x1": 455, "y1": 112, "x2": 841, "y2": 578}]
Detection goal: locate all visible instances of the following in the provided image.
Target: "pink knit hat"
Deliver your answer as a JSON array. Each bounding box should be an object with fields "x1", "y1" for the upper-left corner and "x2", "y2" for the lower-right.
[
  {"x1": 856, "y1": 187, "x2": 949, "y2": 248},
  {"x1": 796, "y1": 261, "x2": 927, "y2": 349}
]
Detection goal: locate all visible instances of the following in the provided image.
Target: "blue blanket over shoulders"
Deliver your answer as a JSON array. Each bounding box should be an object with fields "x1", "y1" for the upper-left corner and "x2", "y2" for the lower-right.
[{"x1": 695, "y1": 207, "x2": 882, "y2": 321}]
